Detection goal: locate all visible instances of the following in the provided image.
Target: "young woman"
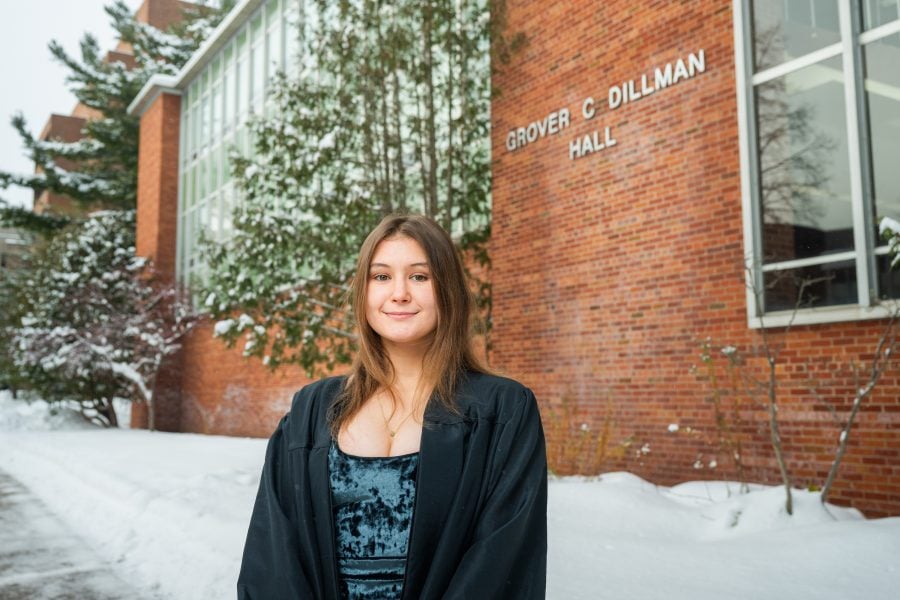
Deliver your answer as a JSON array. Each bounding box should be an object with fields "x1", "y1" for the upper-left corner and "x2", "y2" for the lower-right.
[{"x1": 237, "y1": 214, "x2": 547, "y2": 599}]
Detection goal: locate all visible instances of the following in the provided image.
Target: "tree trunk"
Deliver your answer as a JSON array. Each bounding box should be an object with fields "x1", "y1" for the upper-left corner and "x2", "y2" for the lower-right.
[
  {"x1": 444, "y1": 0, "x2": 455, "y2": 231},
  {"x1": 375, "y1": 8, "x2": 394, "y2": 211},
  {"x1": 422, "y1": 0, "x2": 439, "y2": 218},
  {"x1": 391, "y1": 68, "x2": 407, "y2": 211},
  {"x1": 147, "y1": 397, "x2": 156, "y2": 432},
  {"x1": 767, "y1": 358, "x2": 792, "y2": 515}
]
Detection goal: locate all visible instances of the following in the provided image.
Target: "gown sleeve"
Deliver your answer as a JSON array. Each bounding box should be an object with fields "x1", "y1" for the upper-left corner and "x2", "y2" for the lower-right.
[
  {"x1": 443, "y1": 387, "x2": 548, "y2": 599},
  {"x1": 236, "y1": 410, "x2": 314, "y2": 599}
]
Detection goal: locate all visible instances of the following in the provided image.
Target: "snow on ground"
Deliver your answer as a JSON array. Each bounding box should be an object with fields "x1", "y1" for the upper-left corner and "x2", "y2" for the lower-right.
[{"x1": 0, "y1": 390, "x2": 898, "y2": 599}]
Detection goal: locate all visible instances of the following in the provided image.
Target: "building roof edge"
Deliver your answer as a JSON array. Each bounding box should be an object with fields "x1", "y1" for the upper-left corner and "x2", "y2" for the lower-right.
[
  {"x1": 128, "y1": 74, "x2": 181, "y2": 117},
  {"x1": 127, "y1": 0, "x2": 265, "y2": 117}
]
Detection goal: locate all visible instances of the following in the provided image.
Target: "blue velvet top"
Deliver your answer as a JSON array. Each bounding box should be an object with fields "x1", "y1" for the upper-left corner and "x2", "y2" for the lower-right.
[{"x1": 329, "y1": 440, "x2": 419, "y2": 600}]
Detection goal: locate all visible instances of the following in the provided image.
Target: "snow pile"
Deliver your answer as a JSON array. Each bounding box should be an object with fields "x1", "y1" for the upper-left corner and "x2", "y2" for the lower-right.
[
  {"x1": 549, "y1": 474, "x2": 899, "y2": 599},
  {"x1": 0, "y1": 390, "x2": 132, "y2": 431},
  {"x1": 0, "y1": 390, "x2": 94, "y2": 431},
  {"x1": 0, "y1": 399, "x2": 898, "y2": 599}
]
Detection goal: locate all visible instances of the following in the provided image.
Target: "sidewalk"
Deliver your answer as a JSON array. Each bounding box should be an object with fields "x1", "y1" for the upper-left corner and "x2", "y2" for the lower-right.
[{"x1": 0, "y1": 468, "x2": 152, "y2": 600}]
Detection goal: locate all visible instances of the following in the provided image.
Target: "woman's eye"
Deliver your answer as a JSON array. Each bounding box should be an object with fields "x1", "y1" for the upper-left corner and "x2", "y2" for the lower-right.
[
  {"x1": 372, "y1": 273, "x2": 389, "y2": 281},
  {"x1": 411, "y1": 274, "x2": 429, "y2": 282}
]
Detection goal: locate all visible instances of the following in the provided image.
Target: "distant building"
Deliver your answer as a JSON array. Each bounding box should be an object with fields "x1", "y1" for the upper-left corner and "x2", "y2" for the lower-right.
[
  {"x1": 33, "y1": 0, "x2": 192, "y2": 217},
  {"x1": 128, "y1": 0, "x2": 900, "y2": 516},
  {"x1": 0, "y1": 227, "x2": 31, "y2": 271}
]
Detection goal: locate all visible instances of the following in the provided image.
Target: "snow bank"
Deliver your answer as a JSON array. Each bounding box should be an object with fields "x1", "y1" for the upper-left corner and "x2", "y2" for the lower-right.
[
  {"x1": 0, "y1": 396, "x2": 898, "y2": 599},
  {"x1": 0, "y1": 390, "x2": 132, "y2": 431},
  {"x1": 548, "y1": 474, "x2": 899, "y2": 599},
  {"x1": 0, "y1": 391, "x2": 94, "y2": 431}
]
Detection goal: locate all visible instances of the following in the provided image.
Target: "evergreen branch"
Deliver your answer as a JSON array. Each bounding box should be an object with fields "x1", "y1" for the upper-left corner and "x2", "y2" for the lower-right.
[{"x1": 0, "y1": 202, "x2": 72, "y2": 236}]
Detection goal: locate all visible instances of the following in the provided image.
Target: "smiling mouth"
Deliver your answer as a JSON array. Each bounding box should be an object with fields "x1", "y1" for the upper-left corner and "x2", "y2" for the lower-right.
[{"x1": 385, "y1": 312, "x2": 417, "y2": 319}]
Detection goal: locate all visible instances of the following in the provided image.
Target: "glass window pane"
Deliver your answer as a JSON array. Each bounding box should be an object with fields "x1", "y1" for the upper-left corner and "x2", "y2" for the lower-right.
[
  {"x1": 252, "y1": 43, "x2": 265, "y2": 103},
  {"x1": 188, "y1": 168, "x2": 197, "y2": 208},
  {"x1": 212, "y1": 82, "x2": 222, "y2": 140},
  {"x1": 199, "y1": 157, "x2": 208, "y2": 199},
  {"x1": 251, "y1": 13, "x2": 263, "y2": 42},
  {"x1": 201, "y1": 93, "x2": 210, "y2": 149},
  {"x1": 210, "y1": 144, "x2": 220, "y2": 190},
  {"x1": 191, "y1": 103, "x2": 200, "y2": 157},
  {"x1": 864, "y1": 39, "x2": 900, "y2": 230},
  {"x1": 236, "y1": 56, "x2": 245, "y2": 118},
  {"x1": 223, "y1": 145, "x2": 232, "y2": 180},
  {"x1": 180, "y1": 113, "x2": 190, "y2": 164},
  {"x1": 877, "y1": 254, "x2": 900, "y2": 299},
  {"x1": 756, "y1": 56, "x2": 853, "y2": 263},
  {"x1": 268, "y1": 16, "x2": 283, "y2": 72},
  {"x1": 752, "y1": 0, "x2": 841, "y2": 71},
  {"x1": 763, "y1": 260, "x2": 858, "y2": 311},
  {"x1": 237, "y1": 30, "x2": 247, "y2": 55},
  {"x1": 863, "y1": 0, "x2": 900, "y2": 30},
  {"x1": 223, "y1": 72, "x2": 231, "y2": 131}
]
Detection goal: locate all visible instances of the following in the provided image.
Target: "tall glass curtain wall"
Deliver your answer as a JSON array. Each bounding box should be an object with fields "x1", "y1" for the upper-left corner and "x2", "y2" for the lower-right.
[
  {"x1": 746, "y1": 0, "x2": 900, "y2": 313},
  {"x1": 177, "y1": 0, "x2": 300, "y2": 286}
]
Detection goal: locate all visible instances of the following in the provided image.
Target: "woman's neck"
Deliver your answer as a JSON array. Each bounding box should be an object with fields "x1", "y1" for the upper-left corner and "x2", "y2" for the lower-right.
[{"x1": 383, "y1": 342, "x2": 429, "y2": 409}]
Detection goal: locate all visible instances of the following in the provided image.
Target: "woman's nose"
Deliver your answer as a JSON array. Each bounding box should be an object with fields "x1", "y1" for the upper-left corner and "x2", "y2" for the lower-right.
[{"x1": 391, "y1": 279, "x2": 410, "y2": 301}]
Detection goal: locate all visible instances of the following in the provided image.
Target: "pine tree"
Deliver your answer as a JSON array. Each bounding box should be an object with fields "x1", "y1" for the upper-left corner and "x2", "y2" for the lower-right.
[
  {"x1": 0, "y1": 0, "x2": 234, "y2": 218},
  {"x1": 201, "y1": 0, "x2": 493, "y2": 374},
  {"x1": 1, "y1": 1, "x2": 233, "y2": 423}
]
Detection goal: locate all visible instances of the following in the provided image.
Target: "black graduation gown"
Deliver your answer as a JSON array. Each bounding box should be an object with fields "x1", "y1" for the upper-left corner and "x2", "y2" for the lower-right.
[{"x1": 236, "y1": 371, "x2": 548, "y2": 599}]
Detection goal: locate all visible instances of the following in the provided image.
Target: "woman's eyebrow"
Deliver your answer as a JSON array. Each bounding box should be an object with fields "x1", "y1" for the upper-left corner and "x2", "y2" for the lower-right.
[{"x1": 370, "y1": 262, "x2": 430, "y2": 269}]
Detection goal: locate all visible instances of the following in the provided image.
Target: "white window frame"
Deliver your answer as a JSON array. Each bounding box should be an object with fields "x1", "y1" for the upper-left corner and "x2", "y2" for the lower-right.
[{"x1": 733, "y1": 0, "x2": 900, "y2": 328}]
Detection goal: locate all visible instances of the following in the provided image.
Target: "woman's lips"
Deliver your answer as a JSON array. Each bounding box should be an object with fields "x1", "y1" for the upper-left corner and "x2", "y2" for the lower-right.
[{"x1": 384, "y1": 312, "x2": 417, "y2": 319}]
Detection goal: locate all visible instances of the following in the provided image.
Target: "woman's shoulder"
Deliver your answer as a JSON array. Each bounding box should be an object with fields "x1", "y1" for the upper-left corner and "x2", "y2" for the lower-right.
[
  {"x1": 455, "y1": 370, "x2": 538, "y2": 424},
  {"x1": 276, "y1": 376, "x2": 345, "y2": 448},
  {"x1": 289, "y1": 375, "x2": 346, "y2": 414}
]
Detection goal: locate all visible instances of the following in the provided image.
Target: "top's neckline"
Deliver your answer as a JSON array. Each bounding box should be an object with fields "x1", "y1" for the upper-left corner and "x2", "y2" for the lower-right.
[{"x1": 331, "y1": 439, "x2": 420, "y2": 461}]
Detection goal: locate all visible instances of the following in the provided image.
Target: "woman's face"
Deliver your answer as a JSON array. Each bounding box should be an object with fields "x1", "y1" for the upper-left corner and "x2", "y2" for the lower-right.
[{"x1": 365, "y1": 236, "x2": 438, "y2": 350}]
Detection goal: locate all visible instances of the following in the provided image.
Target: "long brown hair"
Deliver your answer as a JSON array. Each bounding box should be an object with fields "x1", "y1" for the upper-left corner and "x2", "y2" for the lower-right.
[{"x1": 328, "y1": 214, "x2": 490, "y2": 437}]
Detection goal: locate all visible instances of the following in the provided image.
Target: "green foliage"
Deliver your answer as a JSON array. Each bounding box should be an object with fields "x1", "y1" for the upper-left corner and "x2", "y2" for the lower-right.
[
  {"x1": 880, "y1": 216, "x2": 900, "y2": 269},
  {"x1": 202, "y1": 0, "x2": 493, "y2": 374},
  {"x1": 0, "y1": 201, "x2": 71, "y2": 236},
  {"x1": 0, "y1": 265, "x2": 30, "y2": 396}
]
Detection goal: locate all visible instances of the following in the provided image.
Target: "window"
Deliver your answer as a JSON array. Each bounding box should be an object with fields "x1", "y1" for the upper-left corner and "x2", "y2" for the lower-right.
[
  {"x1": 735, "y1": 0, "x2": 900, "y2": 326},
  {"x1": 176, "y1": 0, "x2": 299, "y2": 286}
]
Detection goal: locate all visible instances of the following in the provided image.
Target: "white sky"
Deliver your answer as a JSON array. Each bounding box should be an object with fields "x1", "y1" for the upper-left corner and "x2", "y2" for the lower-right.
[{"x1": 0, "y1": 0, "x2": 143, "y2": 209}]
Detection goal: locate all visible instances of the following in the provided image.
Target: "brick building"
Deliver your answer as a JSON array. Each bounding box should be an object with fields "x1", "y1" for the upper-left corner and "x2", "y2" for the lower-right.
[
  {"x1": 34, "y1": 0, "x2": 190, "y2": 216},
  {"x1": 129, "y1": 0, "x2": 900, "y2": 516}
]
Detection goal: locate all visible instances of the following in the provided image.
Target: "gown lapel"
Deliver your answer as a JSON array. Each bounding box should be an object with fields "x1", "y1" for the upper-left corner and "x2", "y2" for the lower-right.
[
  {"x1": 309, "y1": 394, "x2": 342, "y2": 600},
  {"x1": 401, "y1": 402, "x2": 468, "y2": 599}
]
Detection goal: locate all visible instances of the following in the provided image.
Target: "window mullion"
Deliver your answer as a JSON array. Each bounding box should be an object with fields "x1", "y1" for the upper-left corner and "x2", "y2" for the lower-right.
[
  {"x1": 840, "y1": 0, "x2": 873, "y2": 307},
  {"x1": 734, "y1": 0, "x2": 765, "y2": 318}
]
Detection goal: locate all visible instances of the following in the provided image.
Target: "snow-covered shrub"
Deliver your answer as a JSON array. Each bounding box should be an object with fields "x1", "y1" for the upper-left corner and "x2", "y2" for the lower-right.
[{"x1": 12, "y1": 211, "x2": 195, "y2": 427}]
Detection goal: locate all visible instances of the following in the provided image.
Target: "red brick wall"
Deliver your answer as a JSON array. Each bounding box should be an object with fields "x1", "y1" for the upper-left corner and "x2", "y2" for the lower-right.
[
  {"x1": 175, "y1": 321, "x2": 316, "y2": 438},
  {"x1": 491, "y1": 0, "x2": 899, "y2": 516},
  {"x1": 136, "y1": 92, "x2": 181, "y2": 279}
]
